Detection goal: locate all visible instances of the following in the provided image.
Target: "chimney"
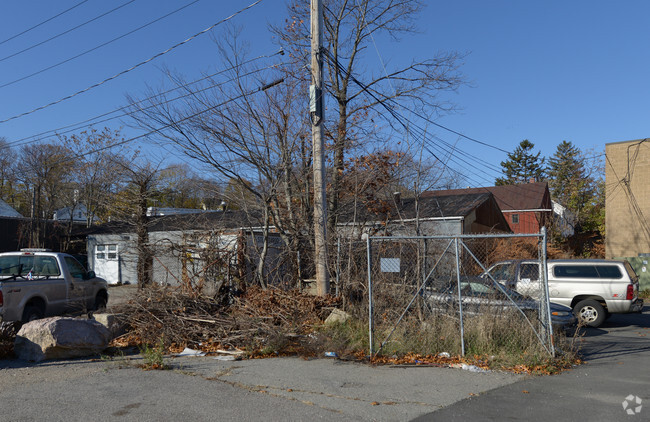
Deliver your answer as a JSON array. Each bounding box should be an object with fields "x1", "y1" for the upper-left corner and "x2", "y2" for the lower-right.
[{"x1": 393, "y1": 191, "x2": 402, "y2": 206}]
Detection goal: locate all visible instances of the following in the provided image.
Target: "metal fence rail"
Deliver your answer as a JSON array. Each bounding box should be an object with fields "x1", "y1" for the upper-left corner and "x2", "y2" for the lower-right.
[{"x1": 366, "y1": 230, "x2": 554, "y2": 358}]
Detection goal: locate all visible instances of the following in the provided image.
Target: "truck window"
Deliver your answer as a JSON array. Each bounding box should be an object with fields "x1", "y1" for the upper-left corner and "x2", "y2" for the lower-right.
[
  {"x1": 594, "y1": 265, "x2": 622, "y2": 279},
  {"x1": 0, "y1": 256, "x2": 21, "y2": 277},
  {"x1": 64, "y1": 256, "x2": 87, "y2": 279},
  {"x1": 623, "y1": 261, "x2": 639, "y2": 282},
  {"x1": 520, "y1": 263, "x2": 539, "y2": 281},
  {"x1": 0, "y1": 256, "x2": 39, "y2": 278},
  {"x1": 487, "y1": 262, "x2": 516, "y2": 281},
  {"x1": 554, "y1": 265, "x2": 599, "y2": 278},
  {"x1": 35, "y1": 256, "x2": 60, "y2": 276}
]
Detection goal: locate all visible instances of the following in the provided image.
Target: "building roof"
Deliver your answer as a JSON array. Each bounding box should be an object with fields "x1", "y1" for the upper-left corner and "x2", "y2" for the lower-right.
[
  {"x1": 423, "y1": 182, "x2": 551, "y2": 212},
  {"x1": 339, "y1": 192, "x2": 497, "y2": 222},
  {"x1": 82, "y1": 209, "x2": 262, "y2": 235},
  {"x1": 0, "y1": 199, "x2": 22, "y2": 218}
]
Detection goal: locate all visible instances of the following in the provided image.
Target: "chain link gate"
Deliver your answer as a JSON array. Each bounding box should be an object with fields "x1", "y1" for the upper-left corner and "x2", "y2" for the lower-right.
[{"x1": 366, "y1": 229, "x2": 555, "y2": 358}]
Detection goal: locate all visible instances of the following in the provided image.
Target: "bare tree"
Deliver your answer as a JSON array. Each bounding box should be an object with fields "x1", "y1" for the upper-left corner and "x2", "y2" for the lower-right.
[
  {"x1": 108, "y1": 157, "x2": 166, "y2": 288},
  {"x1": 15, "y1": 143, "x2": 76, "y2": 247},
  {"x1": 0, "y1": 138, "x2": 17, "y2": 205},
  {"x1": 59, "y1": 128, "x2": 127, "y2": 227},
  {"x1": 126, "y1": 31, "x2": 312, "y2": 287},
  {"x1": 272, "y1": 0, "x2": 465, "y2": 232}
]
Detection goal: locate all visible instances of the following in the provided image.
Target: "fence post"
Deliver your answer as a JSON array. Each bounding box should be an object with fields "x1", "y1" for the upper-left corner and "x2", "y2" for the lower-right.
[
  {"x1": 366, "y1": 235, "x2": 373, "y2": 356},
  {"x1": 454, "y1": 237, "x2": 465, "y2": 356},
  {"x1": 336, "y1": 237, "x2": 341, "y2": 297},
  {"x1": 540, "y1": 227, "x2": 555, "y2": 356}
]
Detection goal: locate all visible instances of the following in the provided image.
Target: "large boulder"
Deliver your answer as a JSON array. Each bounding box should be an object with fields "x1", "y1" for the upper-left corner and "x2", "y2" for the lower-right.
[
  {"x1": 15, "y1": 317, "x2": 111, "y2": 362},
  {"x1": 92, "y1": 313, "x2": 127, "y2": 339},
  {"x1": 325, "y1": 309, "x2": 351, "y2": 325}
]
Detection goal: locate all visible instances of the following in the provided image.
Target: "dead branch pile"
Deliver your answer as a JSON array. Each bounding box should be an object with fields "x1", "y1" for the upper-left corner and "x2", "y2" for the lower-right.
[
  {"x1": 0, "y1": 322, "x2": 19, "y2": 359},
  {"x1": 115, "y1": 285, "x2": 341, "y2": 354}
]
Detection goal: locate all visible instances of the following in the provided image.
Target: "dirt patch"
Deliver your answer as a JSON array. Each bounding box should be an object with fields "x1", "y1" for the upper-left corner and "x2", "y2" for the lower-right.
[{"x1": 107, "y1": 284, "x2": 139, "y2": 309}]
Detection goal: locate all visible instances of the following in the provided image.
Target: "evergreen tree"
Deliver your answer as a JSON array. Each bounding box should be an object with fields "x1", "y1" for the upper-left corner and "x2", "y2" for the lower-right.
[
  {"x1": 547, "y1": 141, "x2": 603, "y2": 234},
  {"x1": 547, "y1": 141, "x2": 587, "y2": 209},
  {"x1": 495, "y1": 140, "x2": 545, "y2": 185}
]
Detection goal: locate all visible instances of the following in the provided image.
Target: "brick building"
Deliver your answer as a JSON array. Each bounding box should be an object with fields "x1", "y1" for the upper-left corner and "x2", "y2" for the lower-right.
[
  {"x1": 605, "y1": 139, "x2": 650, "y2": 258},
  {"x1": 423, "y1": 182, "x2": 552, "y2": 234}
]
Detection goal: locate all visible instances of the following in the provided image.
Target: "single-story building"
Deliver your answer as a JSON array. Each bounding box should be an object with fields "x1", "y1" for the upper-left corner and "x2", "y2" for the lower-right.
[{"x1": 85, "y1": 210, "x2": 288, "y2": 288}]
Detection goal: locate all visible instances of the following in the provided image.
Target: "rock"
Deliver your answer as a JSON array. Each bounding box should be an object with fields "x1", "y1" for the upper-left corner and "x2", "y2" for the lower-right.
[
  {"x1": 325, "y1": 309, "x2": 351, "y2": 325},
  {"x1": 92, "y1": 313, "x2": 126, "y2": 339},
  {"x1": 15, "y1": 317, "x2": 111, "y2": 362}
]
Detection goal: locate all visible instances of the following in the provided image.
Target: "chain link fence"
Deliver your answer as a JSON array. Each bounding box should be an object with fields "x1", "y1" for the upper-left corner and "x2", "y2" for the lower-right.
[{"x1": 364, "y1": 231, "x2": 555, "y2": 358}]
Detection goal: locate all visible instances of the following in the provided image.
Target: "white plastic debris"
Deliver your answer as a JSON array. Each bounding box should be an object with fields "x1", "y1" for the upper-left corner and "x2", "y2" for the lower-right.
[
  {"x1": 214, "y1": 355, "x2": 237, "y2": 361},
  {"x1": 460, "y1": 363, "x2": 488, "y2": 373},
  {"x1": 177, "y1": 347, "x2": 206, "y2": 357},
  {"x1": 438, "y1": 352, "x2": 451, "y2": 358}
]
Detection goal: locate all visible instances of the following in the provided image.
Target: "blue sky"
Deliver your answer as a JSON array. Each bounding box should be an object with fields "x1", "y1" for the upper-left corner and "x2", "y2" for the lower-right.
[{"x1": 1, "y1": 0, "x2": 648, "y2": 187}]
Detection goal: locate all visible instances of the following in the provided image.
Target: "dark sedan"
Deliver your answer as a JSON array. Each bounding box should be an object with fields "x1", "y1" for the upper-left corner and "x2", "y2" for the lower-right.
[{"x1": 423, "y1": 277, "x2": 578, "y2": 336}]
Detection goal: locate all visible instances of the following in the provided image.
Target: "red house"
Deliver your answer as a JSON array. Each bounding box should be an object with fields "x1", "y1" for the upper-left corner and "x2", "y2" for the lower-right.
[{"x1": 423, "y1": 182, "x2": 552, "y2": 234}]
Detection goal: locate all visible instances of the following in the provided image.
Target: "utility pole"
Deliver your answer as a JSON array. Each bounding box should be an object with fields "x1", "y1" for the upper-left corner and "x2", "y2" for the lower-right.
[{"x1": 311, "y1": 0, "x2": 329, "y2": 295}]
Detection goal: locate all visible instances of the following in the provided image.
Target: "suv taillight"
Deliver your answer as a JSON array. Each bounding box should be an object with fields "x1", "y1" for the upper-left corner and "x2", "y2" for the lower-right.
[{"x1": 626, "y1": 284, "x2": 635, "y2": 300}]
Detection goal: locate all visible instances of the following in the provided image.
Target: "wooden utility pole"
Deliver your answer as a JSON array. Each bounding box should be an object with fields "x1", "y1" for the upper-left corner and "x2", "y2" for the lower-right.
[{"x1": 311, "y1": 0, "x2": 329, "y2": 295}]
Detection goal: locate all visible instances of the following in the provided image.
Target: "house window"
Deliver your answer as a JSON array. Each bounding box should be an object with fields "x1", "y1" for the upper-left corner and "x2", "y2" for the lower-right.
[
  {"x1": 96, "y1": 244, "x2": 118, "y2": 260},
  {"x1": 511, "y1": 214, "x2": 519, "y2": 224}
]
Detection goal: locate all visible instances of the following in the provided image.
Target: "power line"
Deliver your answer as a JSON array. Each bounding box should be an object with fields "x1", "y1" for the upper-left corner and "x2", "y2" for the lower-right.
[
  {"x1": 2, "y1": 51, "x2": 283, "y2": 150},
  {"x1": 5, "y1": 63, "x2": 284, "y2": 151},
  {"x1": 0, "y1": 0, "x2": 139, "y2": 63},
  {"x1": 61, "y1": 76, "x2": 284, "y2": 165},
  {"x1": 0, "y1": 0, "x2": 202, "y2": 87},
  {"x1": 321, "y1": 49, "x2": 502, "y2": 186},
  {"x1": 0, "y1": 0, "x2": 265, "y2": 124},
  {"x1": 0, "y1": 0, "x2": 90, "y2": 46}
]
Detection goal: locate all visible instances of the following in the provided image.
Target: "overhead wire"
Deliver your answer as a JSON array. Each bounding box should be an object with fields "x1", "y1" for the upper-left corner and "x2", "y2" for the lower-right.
[
  {"x1": 0, "y1": 0, "x2": 266, "y2": 124},
  {"x1": 0, "y1": 0, "x2": 203, "y2": 88},
  {"x1": 321, "y1": 49, "x2": 501, "y2": 187},
  {"x1": 5, "y1": 62, "x2": 286, "y2": 151},
  {"x1": 0, "y1": 0, "x2": 90, "y2": 46},
  {"x1": 58, "y1": 76, "x2": 284, "y2": 166},
  {"x1": 1, "y1": 50, "x2": 284, "y2": 150},
  {"x1": 0, "y1": 0, "x2": 140, "y2": 63}
]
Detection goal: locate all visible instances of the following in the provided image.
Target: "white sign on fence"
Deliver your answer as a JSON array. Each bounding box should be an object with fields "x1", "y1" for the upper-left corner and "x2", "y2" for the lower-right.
[{"x1": 380, "y1": 258, "x2": 400, "y2": 273}]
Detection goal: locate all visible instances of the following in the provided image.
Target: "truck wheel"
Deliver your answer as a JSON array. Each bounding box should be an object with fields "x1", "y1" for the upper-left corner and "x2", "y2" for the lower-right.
[
  {"x1": 573, "y1": 299, "x2": 606, "y2": 328},
  {"x1": 22, "y1": 306, "x2": 44, "y2": 323},
  {"x1": 94, "y1": 293, "x2": 107, "y2": 312}
]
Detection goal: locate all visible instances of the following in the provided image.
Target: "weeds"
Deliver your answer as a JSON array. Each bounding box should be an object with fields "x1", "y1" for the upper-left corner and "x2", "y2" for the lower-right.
[
  {"x1": 139, "y1": 338, "x2": 169, "y2": 370},
  {"x1": 317, "y1": 310, "x2": 580, "y2": 374}
]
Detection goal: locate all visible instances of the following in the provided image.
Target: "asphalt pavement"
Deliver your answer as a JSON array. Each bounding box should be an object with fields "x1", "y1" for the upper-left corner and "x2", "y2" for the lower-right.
[
  {"x1": 413, "y1": 306, "x2": 650, "y2": 422},
  {"x1": 0, "y1": 351, "x2": 522, "y2": 421},
  {"x1": 0, "y1": 291, "x2": 647, "y2": 421}
]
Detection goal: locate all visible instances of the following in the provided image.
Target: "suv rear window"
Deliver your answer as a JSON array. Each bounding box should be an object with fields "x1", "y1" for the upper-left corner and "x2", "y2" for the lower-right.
[{"x1": 553, "y1": 264, "x2": 622, "y2": 279}]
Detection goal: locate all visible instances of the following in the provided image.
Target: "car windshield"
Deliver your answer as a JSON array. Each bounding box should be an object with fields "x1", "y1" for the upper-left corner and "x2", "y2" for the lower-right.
[{"x1": 485, "y1": 262, "x2": 516, "y2": 281}]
